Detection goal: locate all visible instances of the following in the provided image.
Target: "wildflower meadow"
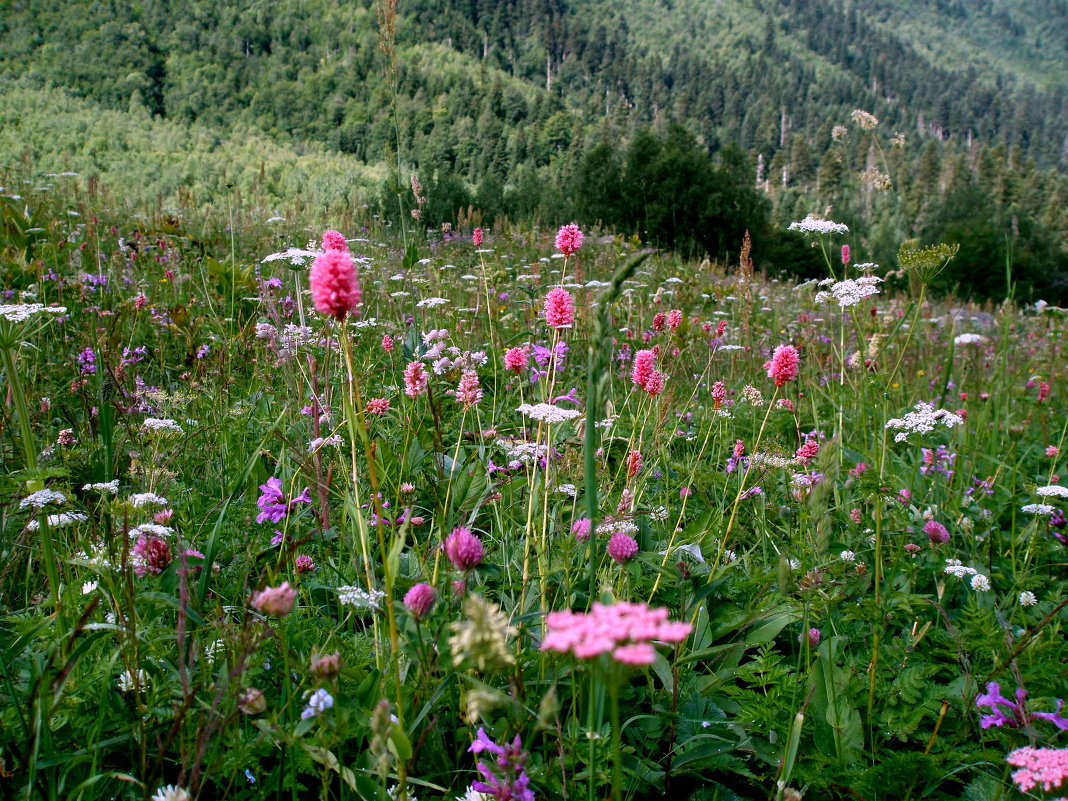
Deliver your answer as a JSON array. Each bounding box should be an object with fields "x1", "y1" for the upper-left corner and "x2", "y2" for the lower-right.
[{"x1": 0, "y1": 176, "x2": 1066, "y2": 801}]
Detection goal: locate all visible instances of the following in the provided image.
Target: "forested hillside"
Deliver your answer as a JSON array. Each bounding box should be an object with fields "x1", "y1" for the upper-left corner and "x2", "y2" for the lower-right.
[{"x1": 1, "y1": 0, "x2": 1067, "y2": 298}]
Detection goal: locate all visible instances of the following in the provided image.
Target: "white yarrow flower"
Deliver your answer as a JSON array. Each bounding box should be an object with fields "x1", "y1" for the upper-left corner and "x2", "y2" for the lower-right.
[
  {"x1": 517, "y1": 403, "x2": 582, "y2": 423},
  {"x1": 0, "y1": 303, "x2": 67, "y2": 323},
  {"x1": 129, "y1": 492, "x2": 168, "y2": 508},
  {"x1": 1021, "y1": 503, "x2": 1055, "y2": 516},
  {"x1": 884, "y1": 402, "x2": 964, "y2": 443},
  {"x1": 954, "y1": 333, "x2": 987, "y2": 345},
  {"x1": 337, "y1": 585, "x2": 386, "y2": 610},
  {"x1": 142, "y1": 417, "x2": 184, "y2": 435},
  {"x1": 1036, "y1": 484, "x2": 1068, "y2": 498},
  {"x1": 19, "y1": 489, "x2": 68, "y2": 509},
  {"x1": 788, "y1": 215, "x2": 849, "y2": 235}
]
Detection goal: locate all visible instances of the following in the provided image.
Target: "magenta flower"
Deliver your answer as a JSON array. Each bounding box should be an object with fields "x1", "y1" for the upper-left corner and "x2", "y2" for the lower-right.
[
  {"x1": 841, "y1": 244, "x2": 851, "y2": 266},
  {"x1": 977, "y1": 682, "x2": 1068, "y2": 730},
  {"x1": 251, "y1": 582, "x2": 297, "y2": 616},
  {"x1": 807, "y1": 628, "x2": 821, "y2": 648},
  {"x1": 132, "y1": 535, "x2": 171, "y2": 576},
  {"x1": 607, "y1": 532, "x2": 639, "y2": 564},
  {"x1": 571, "y1": 518, "x2": 591, "y2": 541},
  {"x1": 764, "y1": 344, "x2": 800, "y2": 387},
  {"x1": 295, "y1": 554, "x2": 315, "y2": 574},
  {"x1": 554, "y1": 223, "x2": 583, "y2": 256},
  {"x1": 256, "y1": 477, "x2": 312, "y2": 524},
  {"x1": 795, "y1": 439, "x2": 820, "y2": 462},
  {"x1": 541, "y1": 601, "x2": 692, "y2": 665},
  {"x1": 631, "y1": 349, "x2": 656, "y2": 389},
  {"x1": 472, "y1": 227, "x2": 484, "y2": 247},
  {"x1": 544, "y1": 287, "x2": 575, "y2": 328},
  {"x1": 923, "y1": 519, "x2": 950, "y2": 545},
  {"x1": 468, "y1": 729, "x2": 534, "y2": 801},
  {"x1": 403, "y1": 583, "x2": 437, "y2": 619},
  {"x1": 711, "y1": 381, "x2": 727, "y2": 409},
  {"x1": 445, "y1": 527, "x2": 484, "y2": 571},
  {"x1": 310, "y1": 249, "x2": 361, "y2": 320}
]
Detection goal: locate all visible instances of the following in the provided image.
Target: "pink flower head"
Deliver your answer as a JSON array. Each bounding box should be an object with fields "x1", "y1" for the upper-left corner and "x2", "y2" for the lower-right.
[
  {"x1": 904, "y1": 543, "x2": 921, "y2": 554},
  {"x1": 764, "y1": 344, "x2": 800, "y2": 387},
  {"x1": 251, "y1": 581, "x2": 297, "y2": 616},
  {"x1": 381, "y1": 334, "x2": 394, "y2": 352},
  {"x1": 1048, "y1": 446, "x2": 1060, "y2": 459},
  {"x1": 711, "y1": 381, "x2": 727, "y2": 409},
  {"x1": 1039, "y1": 381, "x2": 1051, "y2": 402},
  {"x1": 841, "y1": 244, "x2": 851, "y2": 266},
  {"x1": 295, "y1": 554, "x2": 315, "y2": 574},
  {"x1": 667, "y1": 309, "x2": 683, "y2": 331},
  {"x1": 607, "y1": 532, "x2": 639, "y2": 564},
  {"x1": 310, "y1": 249, "x2": 361, "y2": 320},
  {"x1": 403, "y1": 361, "x2": 428, "y2": 397},
  {"x1": 554, "y1": 223, "x2": 583, "y2": 257},
  {"x1": 445, "y1": 527, "x2": 484, "y2": 571},
  {"x1": 644, "y1": 370, "x2": 666, "y2": 397},
  {"x1": 924, "y1": 519, "x2": 950, "y2": 545},
  {"x1": 132, "y1": 535, "x2": 171, "y2": 576},
  {"x1": 321, "y1": 230, "x2": 350, "y2": 252},
  {"x1": 631, "y1": 349, "x2": 656, "y2": 389},
  {"x1": 795, "y1": 438, "x2": 820, "y2": 462},
  {"x1": 807, "y1": 628, "x2": 821, "y2": 648},
  {"x1": 1006, "y1": 746, "x2": 1068, "y2": 793},
  {"x1": 472, "y1": 227, "x2": 484, "y2": 247},
  {"x1": 504, "y1": 345, "x2": 530, "y2": 375},
  {"x1": 715, "y1": 320, "x2": 728, "y2": 338},
  {"x1": 652, "y1": 312, "x2": 667, "y2": 332},
  {"x1": 544, "y1": 287, "x2": 575, "y2": 328},
  {"x1": 366, "y1": 397, "x2": 390, "y2": 415},
  {"x1": 455, "y1": 369, "x2": 483, "y2": 408},
  {"x1": 541, "y1": 601, "x2": 692, "y2": 665},
  {"x1": 403, "y1": 583, "x2": 437, "y2": 619},
  {"x1": 627, "y1": 450, "x2": 642, "y2": 479},
  {"x1": 571, "y1": 518, "x2": 592, "y2": 541}
]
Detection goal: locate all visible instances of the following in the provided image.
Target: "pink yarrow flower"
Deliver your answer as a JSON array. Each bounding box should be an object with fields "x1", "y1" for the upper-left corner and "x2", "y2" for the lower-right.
[
  {"x1": 541, "y1": 601, "x2": 692, "y2": 665},
  {"x1": 1006, "y1": 746, "x2": 1068, "y2": 794},
  {"x1": 309, "y1": 249, "x2": 361, "y2": 320},
  {"x1": 555, "y1": 223, "x2": 583, "y2": 256},
  {"x1": 544, "y1": 287, "x2": 575, "y2": 328},
  {"x1": 764, "y1": 344, "x2": 800, "y2": 387}
]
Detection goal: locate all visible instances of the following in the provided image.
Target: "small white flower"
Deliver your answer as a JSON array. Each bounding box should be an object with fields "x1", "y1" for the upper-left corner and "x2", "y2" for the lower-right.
[
  {"x1": 1036, "y1": 484, "x2": 1068, "y2": 498},
  {"x1": 262, "y1": 247, "x2": 318, "y2": 266},
  {"x1": 129, "y1": 492, "x2": 168, "y2": 508},
  {"x1": 151, "y1": 786, "x2": 191, "y2": 801},
  {"x1": 1021, "y1": 503, "x2": 1055, "y2": 516},
  {"x1": 142, "y1": 417, "x2": 184, "y2": 435},
  {"x1": 1019, "y1": 591, "x2": 1038, "y2": 606},
  {"x1": 416, "y1": 297, "x2": 449, "y2": 308},
  {"x1": 884, "y1": 402, "x2": 964, "y2": 443},
  {"x1": 954, "y1": 333, "x2": 987, "y2": 345},
  {"x1": 83, "y1": 480, "x2": 120, "y2": 494},
  {"x1": 517, "y1": 403, "x2": 581, "y2": 423},
  {"x1": 19, "y1": 489, "x2": 68, "y2": 509},
  {"x1": 26, "y1": 511, "x2": 87, "y2": 531},
  {"x1": 117, "y1": 668, "x2": 147, "y2": 693},
  {"x1": 970, "y1": 574, "x2": 991, "y2": 592},
  {"x1": 337, "y1": 585, "x2": 386, "y2": 610},
  {"x1": 788, "y1": 215, "x2": 849, "y2": 235},
  {"x1": 81, "y1": 581, "x2": 98, "y2": 595},
  {"x1": 554, "y1": 483, "x2": 577, "y2": 497},
  {"x1": 839, "y1": 550, "x2": 856, "y2": 562},
  {"x1": 301, "y1": 688, "x2": 334, "y2": 718},
  {"x1": 0, "y1": 303, "x2": 67, "y2": 323}
]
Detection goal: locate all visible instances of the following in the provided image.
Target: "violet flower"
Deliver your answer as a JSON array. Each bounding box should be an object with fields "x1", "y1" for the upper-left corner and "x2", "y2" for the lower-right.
[
  {"x1": 256, "y1": 477, "x2": 312, "y2": 524},
  {"x1": 468, "y1": 728, "x2": 535, "y2": 801},
  {"x1": 976, "y1": 682, "x2": 1068, "y2": 730}
]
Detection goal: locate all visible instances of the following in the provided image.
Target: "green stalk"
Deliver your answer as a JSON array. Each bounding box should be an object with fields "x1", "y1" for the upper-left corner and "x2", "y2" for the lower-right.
[{"x1": 608, "y1": 664, "x2": 622, "y2": 801}]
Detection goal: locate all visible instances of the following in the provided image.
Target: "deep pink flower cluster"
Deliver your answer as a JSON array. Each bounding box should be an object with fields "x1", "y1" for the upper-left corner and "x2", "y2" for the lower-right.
[
  {"x1": 310, "y1": 249, "x2": 361, "y2": 320},
  {"x1": 795, "y1": 439, "x2": 820, "y2": 462},
  {"x1": 541, "y1": 601, "x2": 692, "y2": 665},
  {"x1": 445, "y1": 527, "x2": 484, "y2": 571},
  {"x1": 571, "y1": 518, "x2": 591, "y2": 541},
  {"x1": 404, "y1": 582, "x2": 437, "y2": 619},
  {"x1": 554, "y1": 223, "x2": 583, "y2": 256},
  {"x1": 544, "y1": 287, "x2": 575, "y2": 328},
  {"x1": 1006, "y1": 746, "x2": 1068, "y2": 793},
  {"x1": 711, "y1": 381, "x2": 727, "y2": 409},
  {"x1": 472, "y1": 227, "x2": 484, "y2": 247},
  {"x1": 607, "y1": 532, "x2": 639, "y2": 564},
  {"x1": 764, "y1": 344, "x2": 800, "y2": 387},
  {"x1": 504, "y1": 345, "x2": 530, "y2": 375},
  {"x1": 924, "y1": 519, "x2": 950, "y2": 545},
  {"x1": 132, "y1": 535, "x2": 171, "y2": 576},
  {"x1": 251, "y1": 582, "x2": 297, "y2": 616},
  {"x1": 631, "y1": 349, "x2": 656, "y2": 388},
  {"x1": 667, "y1": 309, "x2": 683, "y2": 330}
]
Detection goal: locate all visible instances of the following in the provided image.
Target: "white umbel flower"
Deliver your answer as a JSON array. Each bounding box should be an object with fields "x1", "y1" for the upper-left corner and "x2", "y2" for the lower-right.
[
  {"x1": 517, "y1": 403, "x2": 581, "y2": 423},
  {"x1": 19, "y1": 489, "x2": 68, "y2": 509},
  {"x1": 884, "y1": 402, "x2": 964, "y2": 443},
  {"x1": 788, "y1": 215, "x2": 849, "y2": 235},
  {"x1": 1036, "y1": 484, "x2": 1068, "y2": 498}
]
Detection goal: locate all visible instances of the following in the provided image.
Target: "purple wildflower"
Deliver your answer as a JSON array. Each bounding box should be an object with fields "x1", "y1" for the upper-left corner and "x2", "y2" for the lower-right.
[
  {"x1": 468, "y1": 728, "x2": 535, "y2": 801},
  {"x1": 976, "y1": 682, "x2": 1068, "y2": 730},
  {"x1": 256, "y1": 477, "x2": 312, "y2": 524}
]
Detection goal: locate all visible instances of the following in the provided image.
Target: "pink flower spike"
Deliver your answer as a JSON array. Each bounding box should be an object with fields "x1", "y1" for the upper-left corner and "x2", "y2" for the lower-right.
[
  {"x1": 555, "y1": 223, "x2": 584, "y2": 256},
  {"x1": 472, "y1": 227, "x2": 483, "y2": 247},
  {"x1": 310, "y1": 249, "x2": 361, "y2": 320},
  {"x1": 764, "y1": 344, "x2": 800, "y2": 387},
  {"x1": 321, "y1": 230, "x2": 350, "y2": 252},
  {"x1": 403, "y1": 361, "x2": 428, "y2": 397},
  {"x1": 544, "y1": 287, "x2": 575, "y2": 328}
]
